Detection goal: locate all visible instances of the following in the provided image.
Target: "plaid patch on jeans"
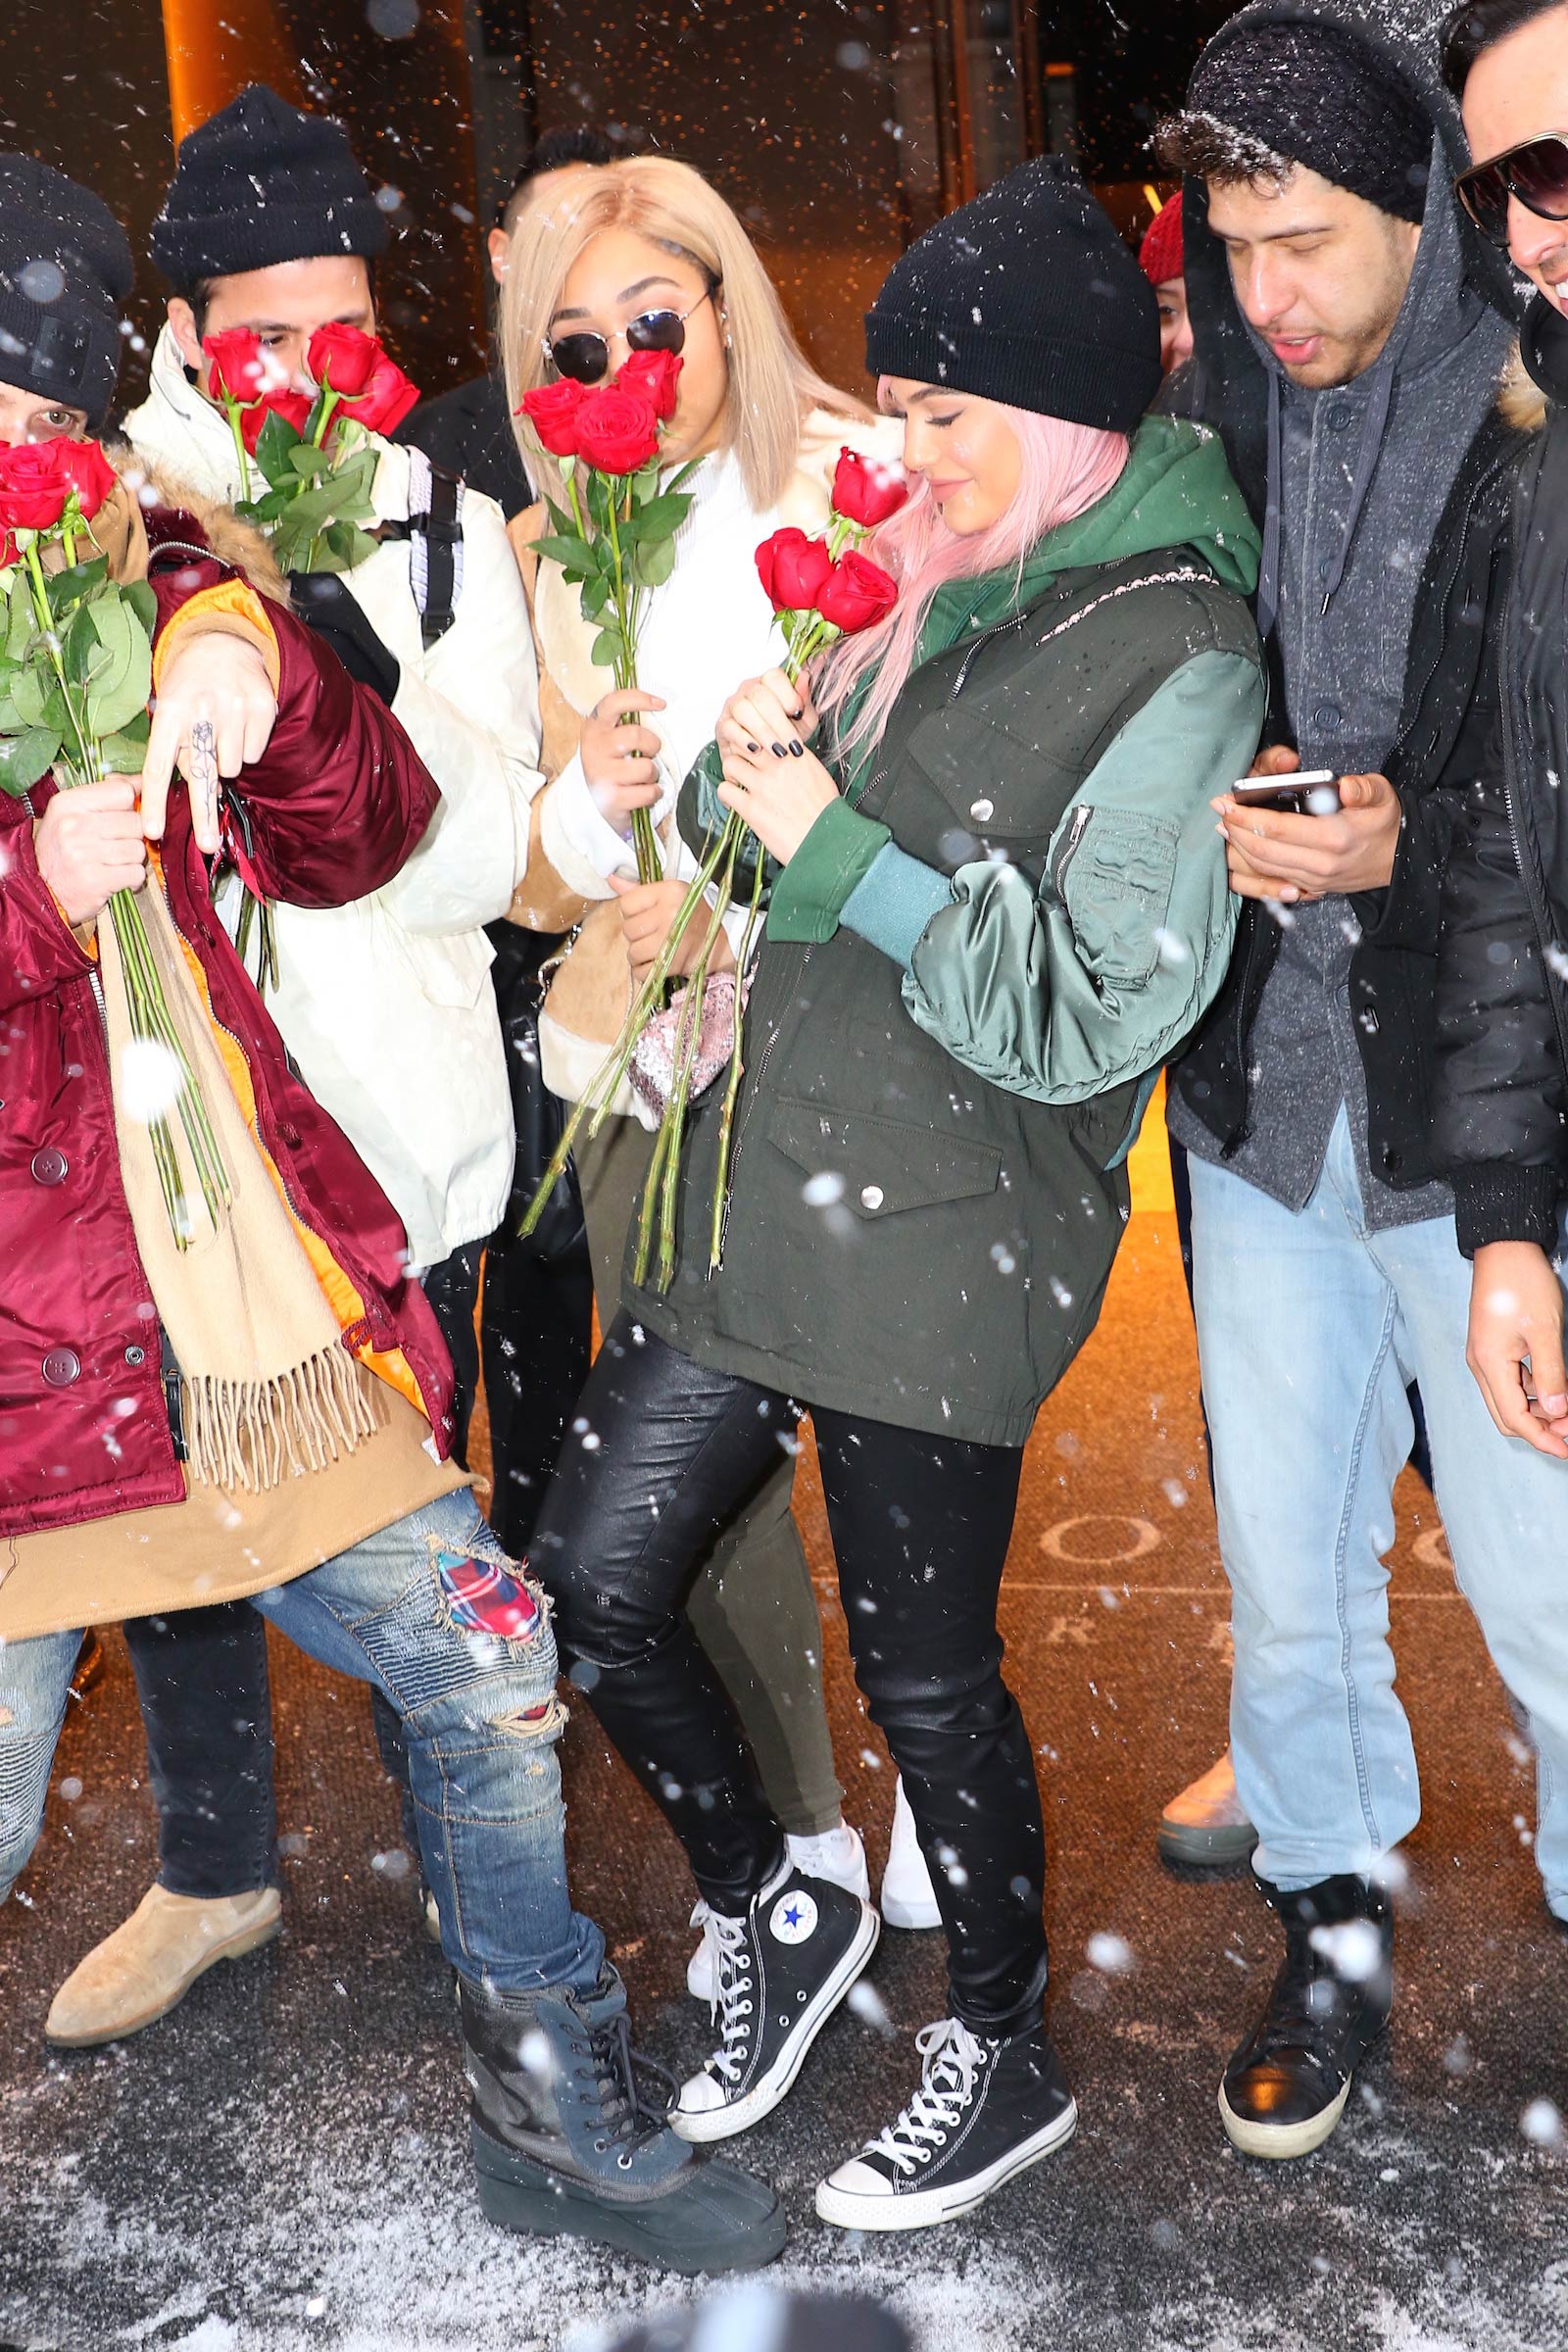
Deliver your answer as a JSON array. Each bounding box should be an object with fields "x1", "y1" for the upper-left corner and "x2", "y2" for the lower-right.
[{"x1": 436, "y1": 1548, "x2": 539, "y2": 1641}]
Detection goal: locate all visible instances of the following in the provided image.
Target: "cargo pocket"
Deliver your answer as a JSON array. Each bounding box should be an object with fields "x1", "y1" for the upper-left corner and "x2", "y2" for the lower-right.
[
  {"x1": 767, "y1": 1095, "x2": 1003, "y2": 1221},
  {"x1": 1054, "y1": 806, "x2": 1179, "y2": 987}
]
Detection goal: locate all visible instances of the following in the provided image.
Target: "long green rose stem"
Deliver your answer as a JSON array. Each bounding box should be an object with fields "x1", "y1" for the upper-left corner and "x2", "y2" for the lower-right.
[
  {"x1": 639, "y1": 830, "x2": 741, "y2": 1293},
  {"x1": 600, "y1": 479, "x2": 661, "y2": 883},
  {"x1": 518, "y1": 821, "x2": 736, "y2": 1238},
  {"x1": 708, "y1": 833, "x2": 767, "y2": 1272},
  {"x1": 24, "y1": 542, "x2": 232, "y2": 1245}
]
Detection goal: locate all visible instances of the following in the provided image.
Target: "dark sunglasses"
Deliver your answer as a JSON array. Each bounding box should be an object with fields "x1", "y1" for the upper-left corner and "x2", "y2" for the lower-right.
[
  {"x1": 542, "y1": 287, "x2": 714, "y2": 385},
  {"x1": 1456, "y1": 130, "x2": 1568, "y2": 244}
]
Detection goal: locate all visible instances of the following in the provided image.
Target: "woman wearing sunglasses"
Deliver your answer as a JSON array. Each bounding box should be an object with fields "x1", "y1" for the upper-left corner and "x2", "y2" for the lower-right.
[
  {"x1": 499, "y1": 155, "x2": 905, "y2": 1992},
  {"x1": 526, "y1": 161, "x2": 1267, "y2": 2231}
]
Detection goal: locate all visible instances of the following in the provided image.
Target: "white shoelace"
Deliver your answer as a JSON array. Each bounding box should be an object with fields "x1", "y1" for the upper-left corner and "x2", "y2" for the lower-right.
[
  {"x1": 703, "y1": 1908, "x2": 756, "y2": 2086},
  {"x1": 867, "y1": 2019, "x2": 989, "y2": 2176}
]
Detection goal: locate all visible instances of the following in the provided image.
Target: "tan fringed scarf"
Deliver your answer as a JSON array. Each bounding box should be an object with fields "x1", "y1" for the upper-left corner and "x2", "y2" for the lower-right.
[{"x1": 98, "y1": 879, "x2": 384, "y2": 1491}]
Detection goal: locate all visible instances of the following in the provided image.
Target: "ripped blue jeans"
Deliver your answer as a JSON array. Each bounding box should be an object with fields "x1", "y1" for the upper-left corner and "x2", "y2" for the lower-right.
[{"x1": 0, "y1": 1491, "x2": 604, "y2": 1997}]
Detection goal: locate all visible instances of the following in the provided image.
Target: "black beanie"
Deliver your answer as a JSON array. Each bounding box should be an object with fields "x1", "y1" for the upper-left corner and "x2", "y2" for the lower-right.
[
  {"x1": 864, "y1": 160, "x2": 1160, "y2": 433},
  {"x1": 150, "y1": 83, "x2": 391, "y2": 285},
  {"x1": 0, "y1": 155, "x2": 131, "y2": 422},
  {"x1": 1182, "y1": 21, "x2": 1433, "y2": 223}
]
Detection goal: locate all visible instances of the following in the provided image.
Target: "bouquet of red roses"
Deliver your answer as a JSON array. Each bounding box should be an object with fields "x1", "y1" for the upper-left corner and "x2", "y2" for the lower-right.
[
  {"x1": 205, "y1": 322, "x2": 419, "y2": 575},
  {"x1": 518, "y1": 350, "x2": 699, "y2": 884},
  {"x1": 521, "y1": 446, "x2": 906, "y2": 1293},
  {"x1": 0, "y1": 439, "x2": 230, "y2": 1242}
]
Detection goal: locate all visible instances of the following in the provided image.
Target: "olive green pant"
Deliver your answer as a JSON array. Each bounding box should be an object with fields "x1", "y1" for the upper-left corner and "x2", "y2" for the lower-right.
[{"x1": 573, "y1": 1111, "x2": 844, "y2": 1838}]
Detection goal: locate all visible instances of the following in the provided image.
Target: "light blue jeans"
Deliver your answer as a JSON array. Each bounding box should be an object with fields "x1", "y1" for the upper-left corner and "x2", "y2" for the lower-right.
[
  {"x1": 0, "y1": 1490, "x2": 605, "y2": 1993},
  {"x1": 1189, "y1": 1109, "x2": 1568, "y2": 1915}
]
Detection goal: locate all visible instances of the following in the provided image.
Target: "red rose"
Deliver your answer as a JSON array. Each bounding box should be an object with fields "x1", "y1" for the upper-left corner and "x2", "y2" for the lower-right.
[
  {"x1": 518, "y1": 377, "x2": 586, "y2": 458},
  {"x1": 308, "y1": 321, "x2": 381, "y2": 399},
  {"x1": 573, "y1": 387, "x2": 661, "y2": 476},
  {"x1": 831, "y1": 446, "x2": 908, "y2": 530},
  {"x1": 816, "y1": 550, "x2": 899, "y2": 635},
  {"x1": 204, "y1": 327, "x2": 270, "y2": 408},
  {"x1": 239, "y1": 388, "x2": 313, "y2": 455},
  {"x1": 338, "y1": 351, "x2": 420, "y2": 437},
  {"x1": 614, "y1": 348, "x2": 682, "y2": 421},
  {"x1": 0, "y1": 436, "x2": 118, "y2": 532},
  {"x1": 755, "y1": 525, "x2": 833, "y2": 613}
]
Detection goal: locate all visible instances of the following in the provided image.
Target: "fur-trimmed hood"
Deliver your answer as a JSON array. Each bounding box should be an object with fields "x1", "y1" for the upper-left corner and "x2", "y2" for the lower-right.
[{"x1": 104, "y1": 435, "x2": 290, "y2": 607}]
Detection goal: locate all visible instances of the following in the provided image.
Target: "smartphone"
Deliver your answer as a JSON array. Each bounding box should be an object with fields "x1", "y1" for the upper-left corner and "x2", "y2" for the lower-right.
[{"x1": 1229, "y1": 769, "x2": 1342, "y2": 817}]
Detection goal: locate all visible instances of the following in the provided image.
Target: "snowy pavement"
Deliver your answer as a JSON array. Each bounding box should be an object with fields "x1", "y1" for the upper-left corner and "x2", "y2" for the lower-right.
[{"x1": 2, "y1": 1213, "x2": 1564, "y2": 2351}]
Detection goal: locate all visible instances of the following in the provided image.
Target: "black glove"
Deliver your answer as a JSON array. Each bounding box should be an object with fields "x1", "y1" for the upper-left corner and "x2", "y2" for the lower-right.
[{"x1": 285, "y1": 569, "x2": 401, "y2": 707}]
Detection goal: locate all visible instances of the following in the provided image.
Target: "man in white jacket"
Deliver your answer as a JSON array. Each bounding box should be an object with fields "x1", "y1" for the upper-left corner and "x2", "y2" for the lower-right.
[{"x1": 44, "y1": 86, "x2": 546, "y2": 2047}]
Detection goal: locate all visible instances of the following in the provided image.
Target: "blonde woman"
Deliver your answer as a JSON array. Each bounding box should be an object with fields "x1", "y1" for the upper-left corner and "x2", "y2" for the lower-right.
[{"x1": 501, "y1": 157, "x2": 927, "y2": 1984}]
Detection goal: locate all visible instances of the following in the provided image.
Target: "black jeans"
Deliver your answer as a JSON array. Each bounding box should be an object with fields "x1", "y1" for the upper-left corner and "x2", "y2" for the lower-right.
[
  {"x1": 532, "y1": 1314, "x2": 1048, "y2": 2038},
  {"x1": 122, "y1": 1603, "x2": 276, "y2": 1897}
]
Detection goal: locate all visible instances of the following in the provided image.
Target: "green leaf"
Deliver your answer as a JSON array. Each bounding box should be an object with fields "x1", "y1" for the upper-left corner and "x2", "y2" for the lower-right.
[
  {"x1": 81, "y1": 595, "x2": 153, "y2": 739},
  {"x1": 122, "y1": 580, "x2": 157, "y2": 636},
  {"x1": 0, "y1": 725, "x2": 61, "y2": 791},
  {"x1": 6, "y1": 570, "x2": 35, "y2": 662},
  {"x1": 629, "y1": 491, "x2": 694, "y2": 539},
  {"x1": 579, "y1": 571, "x2": 612, "y2": 620},
  {"x1": 530, "y1": 533, "x2": 600, "y2": 575},
  {"x1": 98, "y1": 714, "x2": 150, "y2": 774},
  {"x1": 45, "y1": 556, "x2": 110, "y2": 617},
  {"x1": 543, "y1": 494, "x2": 577, "y2": 539},
  {"x1": 12, "y1": 663, "x2": 67, "y2": 733},
  {"x1": 287, "y1": 442, "x2": 332, "y2": 479},
  {"x1": 633, "y1": 533, "x2": 677, "y2": 589},
  {"x1": 255, "y1": 408, "x2": 306, "y2": 487},
  {"x1": 590, "y1": 624, "x2": 625, "y2": 668},
  {"x1": 61, "y1": 604, "x2": 97, "y2": 687}
]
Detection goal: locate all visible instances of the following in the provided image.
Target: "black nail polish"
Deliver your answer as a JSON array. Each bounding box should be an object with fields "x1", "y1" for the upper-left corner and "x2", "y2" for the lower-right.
[
  {"x1": 790, "y1": 741, "x2": 805, "y2": 758},
  {"x1": 790, "y1": 707, "x2": 804, "y2": 720},
  {"x1": 747, "y1": 740, "x2": 760, "y2": 754},
  {"x1": 772, "y1": 742, "x2": 789, "y2": 758}
]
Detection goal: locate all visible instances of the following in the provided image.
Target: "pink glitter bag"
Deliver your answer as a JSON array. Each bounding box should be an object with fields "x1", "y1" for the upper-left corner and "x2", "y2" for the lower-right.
[{"x1": 628, "y1": 972, "x2": 752, "y2": 1121}]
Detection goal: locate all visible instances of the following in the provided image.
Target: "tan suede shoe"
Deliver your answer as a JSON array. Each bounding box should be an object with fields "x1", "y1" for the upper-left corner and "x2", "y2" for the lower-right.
[{"x1": 45, "y1": 1884, "x2": 282, "y2": 2047}]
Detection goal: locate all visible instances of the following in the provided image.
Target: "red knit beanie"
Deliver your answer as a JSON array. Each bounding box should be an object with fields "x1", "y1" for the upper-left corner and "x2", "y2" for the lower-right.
[{"x1": 1140, "y1": 194, "x2": 1184, "y2": 288}]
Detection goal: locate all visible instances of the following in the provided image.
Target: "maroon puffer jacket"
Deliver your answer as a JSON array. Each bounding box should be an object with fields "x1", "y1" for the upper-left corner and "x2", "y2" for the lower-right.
[{"x1": 0, "y1": 503, "x2": 457, "y2": 1540}]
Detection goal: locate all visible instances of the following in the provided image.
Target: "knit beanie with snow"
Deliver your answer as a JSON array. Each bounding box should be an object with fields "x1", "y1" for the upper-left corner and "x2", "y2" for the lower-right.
[
  {"x1": 150, "y1": 83, "x2": 390, "y2": 284},
  {"x1": 0, "y1": 155, "x2": 132, "y2": 422},
  {"x1": 1180, "y1": 19, "x2": 1433, "y2": 223},
  {"x1": 1140, "y1": 194, "x2": 1185, "y2": 287},
  {"x1": 864, "y1": 159, "x2": 1161, "y2": 433}
]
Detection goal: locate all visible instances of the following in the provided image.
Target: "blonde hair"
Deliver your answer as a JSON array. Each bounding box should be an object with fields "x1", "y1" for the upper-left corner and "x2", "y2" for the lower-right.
[{"x1": 500, "y1": 155, "x2": 869, "y2": 512}]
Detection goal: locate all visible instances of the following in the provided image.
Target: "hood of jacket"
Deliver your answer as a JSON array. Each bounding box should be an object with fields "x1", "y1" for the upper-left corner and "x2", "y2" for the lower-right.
[
  {"x1": 1179, "y1": 0, "x2": 1525, "y2": 535},
  {"x1": 909, "y1": 416, "x2": 1261, "y2": 679},
  {"x1": 104, "y1": 434, "x2": 290, "y2": 606}
]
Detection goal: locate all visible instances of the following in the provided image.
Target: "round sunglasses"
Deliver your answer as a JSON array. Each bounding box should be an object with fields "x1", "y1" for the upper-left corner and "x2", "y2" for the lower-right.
[
  {"x1": 1456, "y1": 130, "x2": 1568, "y2": 244},
  {"x1": 542, "y1": 286, "x2": 715, "y2": 386}
]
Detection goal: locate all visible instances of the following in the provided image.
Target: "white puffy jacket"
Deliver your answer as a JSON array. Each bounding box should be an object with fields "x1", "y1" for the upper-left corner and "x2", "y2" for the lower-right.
[{"x1": 125, "y1": 325, "x2": 544, "y2": 1267}]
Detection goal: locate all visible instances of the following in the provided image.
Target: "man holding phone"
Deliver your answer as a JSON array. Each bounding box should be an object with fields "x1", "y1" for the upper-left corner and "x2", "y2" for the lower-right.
[{"x1": 1154, "y1": 0, "x2": 1567, "y2": 2164}]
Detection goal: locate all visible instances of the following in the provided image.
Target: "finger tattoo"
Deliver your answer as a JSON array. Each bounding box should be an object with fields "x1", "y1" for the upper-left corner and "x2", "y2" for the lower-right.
[{"x1": 188, "y1": 718, "x2": 220, "y2": 833}]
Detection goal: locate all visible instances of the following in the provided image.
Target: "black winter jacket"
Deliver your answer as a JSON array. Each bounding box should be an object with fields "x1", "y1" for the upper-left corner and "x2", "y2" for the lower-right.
[{"x1": 1431, "y1": 301, "x2": 1568, "y2": 1252}]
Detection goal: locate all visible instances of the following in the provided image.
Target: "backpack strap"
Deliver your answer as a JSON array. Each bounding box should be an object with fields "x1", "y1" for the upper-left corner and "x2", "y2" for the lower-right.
[{"x1": 401, "y1": 445, "x2": 466, "y2": 649}]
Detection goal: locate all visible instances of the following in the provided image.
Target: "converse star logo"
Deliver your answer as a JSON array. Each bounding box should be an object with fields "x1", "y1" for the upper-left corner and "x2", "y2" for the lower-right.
[{"x1": 769, "y1": 1888, "x2": 819, "y2": 1945}]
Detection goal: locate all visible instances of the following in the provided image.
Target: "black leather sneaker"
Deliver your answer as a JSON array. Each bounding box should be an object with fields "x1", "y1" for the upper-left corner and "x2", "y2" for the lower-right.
[
  {"x1": 815, "y1": 2016, "x2": 1077, "y2": 2230},
  {"x1": 673, "y1": 1864, "x2": 880, "y2": 2143},
  {"x1": 1219, "y1": 1874, "x2": 1393, "y2": 2160}
]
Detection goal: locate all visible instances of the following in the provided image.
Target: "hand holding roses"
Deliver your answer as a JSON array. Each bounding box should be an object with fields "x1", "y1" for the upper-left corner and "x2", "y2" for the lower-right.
[{"x1": 716, "y1": 672, "x2": 838, "y2": 865}]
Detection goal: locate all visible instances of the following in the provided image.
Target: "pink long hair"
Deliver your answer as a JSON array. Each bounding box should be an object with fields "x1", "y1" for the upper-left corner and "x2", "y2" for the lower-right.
[{"x1": 817, "y1": 398, "x2": 1131, "y2": 762}]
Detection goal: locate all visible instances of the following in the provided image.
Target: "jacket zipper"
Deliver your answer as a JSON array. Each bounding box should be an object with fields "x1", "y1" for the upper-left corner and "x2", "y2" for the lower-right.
[
  {"x1": 1054, "y1": 805, "x2": 1093, "y2": 896},
  {"x1": 950, "y1": 612, "x2": 1028, "y2": 700}
]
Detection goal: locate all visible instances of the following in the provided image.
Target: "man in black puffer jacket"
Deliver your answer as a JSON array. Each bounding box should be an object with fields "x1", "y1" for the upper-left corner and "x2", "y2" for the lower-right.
[
  {"x1": 1434, "y1": 0, "x2": 1568, "y2": 1455},
  {"x1": 1156, "y1": 0, "x2": 1568, "y2": 2170}
]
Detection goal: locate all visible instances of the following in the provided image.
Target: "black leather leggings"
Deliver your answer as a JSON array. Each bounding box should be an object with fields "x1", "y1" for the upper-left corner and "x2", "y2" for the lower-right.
[{"x1": 531, "y1": 1314, "x2": 1049, "y2": 2036}]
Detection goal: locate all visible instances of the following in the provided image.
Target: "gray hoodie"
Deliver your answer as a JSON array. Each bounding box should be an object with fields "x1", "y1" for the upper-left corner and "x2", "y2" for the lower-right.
[{"x1": 1168, "y1": 2, "x2": 1516, "y2": 1227}]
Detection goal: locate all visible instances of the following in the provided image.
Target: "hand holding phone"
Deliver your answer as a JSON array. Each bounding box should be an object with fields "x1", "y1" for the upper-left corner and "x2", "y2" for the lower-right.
[{"x1": 1228, "y1": 769, "x2": 1343, "y2": 817}]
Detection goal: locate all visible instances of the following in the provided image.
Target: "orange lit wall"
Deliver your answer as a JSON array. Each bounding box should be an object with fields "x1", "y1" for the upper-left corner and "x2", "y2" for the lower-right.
[{"x1": 161, "y1": 0, "x2": 300, "y2": 140}]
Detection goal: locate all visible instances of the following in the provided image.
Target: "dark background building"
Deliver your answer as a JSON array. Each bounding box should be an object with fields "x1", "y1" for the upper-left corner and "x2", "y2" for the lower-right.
[{"x1": 2, "y1": 1, "x2": 1234, "y2": 405}]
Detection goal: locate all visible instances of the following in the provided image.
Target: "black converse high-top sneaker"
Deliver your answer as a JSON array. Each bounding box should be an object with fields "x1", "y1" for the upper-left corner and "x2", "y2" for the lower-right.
[
  {"x1": 672, "y1": 1862, "x2": 880, "y2": 2143},
  {"x1": 815, "y1": 2017, "x2": 1077, "y2": 2230},
  {"x1": 1219, "y1": 1874, "x2": 1393, "y2": 2160}
]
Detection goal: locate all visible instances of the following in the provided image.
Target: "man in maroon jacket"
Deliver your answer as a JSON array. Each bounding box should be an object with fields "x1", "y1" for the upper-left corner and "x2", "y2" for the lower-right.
[{"x1": 0, "y1": 158, "x2": 781, "y2": 2279}]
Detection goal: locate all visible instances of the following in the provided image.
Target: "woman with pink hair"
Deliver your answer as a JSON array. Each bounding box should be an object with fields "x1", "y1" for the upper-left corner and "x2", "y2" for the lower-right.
[{"x1": 528, "y1": 162, "x2": 1266, "y2": 2234}]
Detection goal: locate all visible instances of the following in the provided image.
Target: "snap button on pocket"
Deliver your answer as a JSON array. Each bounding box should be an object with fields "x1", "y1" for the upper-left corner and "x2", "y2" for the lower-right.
[
  {"x1": 859, "y1": 1184, "x2": 885, "y2": 1210},
  {"x1": 969, "y1": 797, "x2": 995, "y2": 822}
]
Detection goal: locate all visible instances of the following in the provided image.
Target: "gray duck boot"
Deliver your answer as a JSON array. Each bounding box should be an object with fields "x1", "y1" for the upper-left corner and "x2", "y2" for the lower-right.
[{"x1": 462, "y1": 1963, "x2": 786, "y2": 2275}]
